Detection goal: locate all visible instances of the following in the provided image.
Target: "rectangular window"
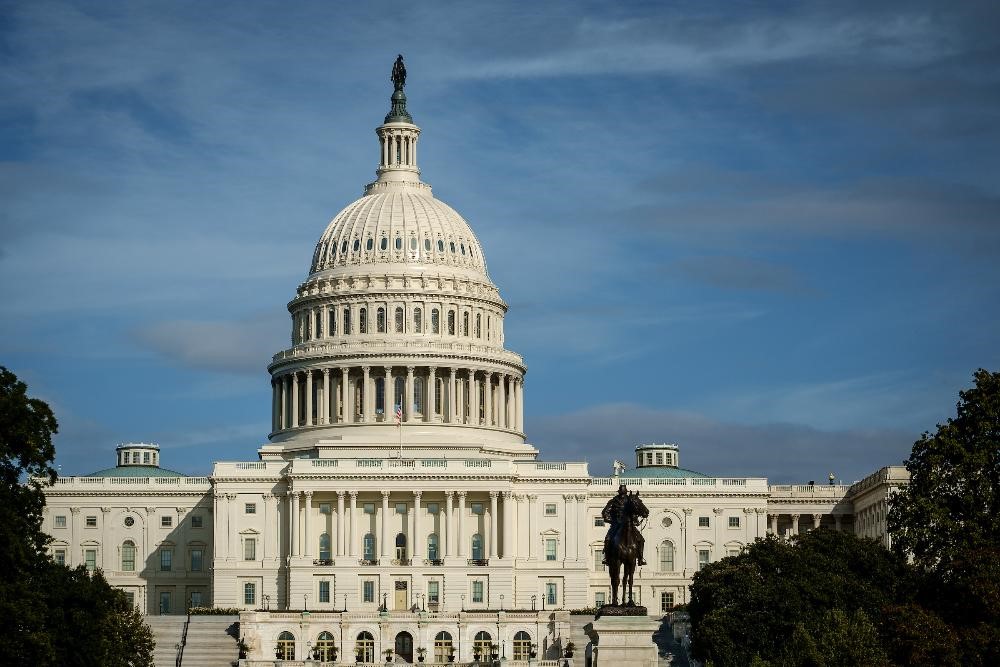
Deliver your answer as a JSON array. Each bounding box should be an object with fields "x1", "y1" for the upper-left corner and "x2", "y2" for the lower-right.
[
  {"x1": 160, "y1": 549, "x2": 172, "y2": 571},
  {"x1": 245, "y1": 503, "x2": 256, "y2": 514},
  {"x1": 396, "y1": 503, "x2": 408, "y2": 515},
  {"x1": 428, "y1": 580, "x2": 440, "y2": 604},
  {"x1": 646, "y1": 453, "x2": 653, "y2": 465},
  {"x1": 655, "y1": 452, "x2": 663, "y2": 464},
  {"x1": 54, "y1": 549, "x2": 66, "y2": 565},
  {"x1": 143, "y1": 452, "x2": 150, "y2": 464},
  {"x1": 85, "y1": 515, "x2": 97, "y2": 528},
  {"x1": 472, "y1": 580, "x2": 484, "y2": 603},
  {"x1": 595, "y1": 591, "x2": 606, "y2": 607},
  {"x1": 244, "y1": 582, "x2": 256, "y2": 606},
  {"x1": 544, "y1": 503, "x2": 557, "y2": 516},
  {"x1": 190, "y1": 591, "x2": 202, "y2": 608},
  {"x1": 319, "y1": 580, "x2": 330, "y2": 603},
  {"x1": 427, "y1": 502, "x2": 439, "y2": 515},
  {"x1": 698, "y1": 516, "x2": 710, "y2": 528},
  {"x1": 190, "y1": 549, "x2": 203, "y2": 572},
  {"x1": 545, "y1": 539, "x2": 557, "y2": 561},
  {"x1": 125, "y1": 591, "x2": 135, "y2": 606},
  {"x1": 363, "y1": 503, "x2": 375, "y2": 515},
  {"x1": 161, "y1": 516, "x2": 173, "y2": 528},
  {"x1": 729, "y1": 516, "x2": 740, "y2": 528},
  {"x1": 319, "y1": 503, "x2": 331, "y2": 514},
  {"x1": 594, "y1": 548, "x2": 605, "y2": 570},
  {"x1": 85, "y1": 549, "x2": 97, "y2": 572},
  {"x1": 546, "y1": 582, "x2": 557, "y2": 606},
  {"x1": 343, "y1": 308, "x2": 351, "y2": 334},
  {"x1": 661, "y1": 591, "x2": 675, "y2": 613},
  {"x1": 363, "y1": 580, "x2": 375, "y2": 603},
  {"x1": 54, "y1": 515, "x2": 67, "y2": 528},
  {"x1": 244, "y1": 538, "x2": 256, "y2": 561},
  {"x1": 191, "y1": 515, "x2": 203, "y2": 528},
  {"x1": 470, "y1": 502, "x2": 484, "y2": 515},
  {"x1": 728, "y1": 548, "x2": 741, "y2": 557},
  {"x1": 698, "y1": 549, "x2": 710, "y2": 571},
  {"x1": 593, "y1": 516, "x2": 605, "y2": 527}
]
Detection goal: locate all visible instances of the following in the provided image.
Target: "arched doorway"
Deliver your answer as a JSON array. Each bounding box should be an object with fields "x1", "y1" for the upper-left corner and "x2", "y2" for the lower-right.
[{"x1": 394, "y1": 631, "x2": 414, "y2": 663}]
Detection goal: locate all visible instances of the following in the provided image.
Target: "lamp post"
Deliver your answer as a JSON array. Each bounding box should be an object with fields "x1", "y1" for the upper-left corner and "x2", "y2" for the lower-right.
[
  {"x1": 461, "y1": 594, "x2": 466, "y2": 611},
  {"x1": 303, "y1": 593, "x2": 309, "y2": 611},
  {"x1": 421, "y1": 593, "x2": 426, "y2": 612},
  {"x1": 343, "y1": 593, "x2": 348, "y2": 612},
  {"x1": 530, "y1": 595, "x2": 536, "y2": 611},
  {"x1": 500, "y1": 594, "x2": 504, "y2": 610}
]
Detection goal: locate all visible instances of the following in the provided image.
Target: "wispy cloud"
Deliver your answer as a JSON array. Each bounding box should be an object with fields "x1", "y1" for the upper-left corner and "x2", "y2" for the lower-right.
[{"x1": 132, "y1": 316, "x2": 286, "y2": 374}]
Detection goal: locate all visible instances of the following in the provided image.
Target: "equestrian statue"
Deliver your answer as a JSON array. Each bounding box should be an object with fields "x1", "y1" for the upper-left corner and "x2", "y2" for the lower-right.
[{"x1": 601, "y1": 484, "x2": 649, "y2": 610}]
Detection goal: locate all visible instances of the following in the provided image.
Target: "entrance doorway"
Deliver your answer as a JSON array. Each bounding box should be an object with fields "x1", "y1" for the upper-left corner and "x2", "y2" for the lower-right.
[
  {"x1": 394, "y1": 580, "x2": 409, "y2": 611},
  {"x1": 394, "y1": 631, "x2": 414, "y2": 663}
]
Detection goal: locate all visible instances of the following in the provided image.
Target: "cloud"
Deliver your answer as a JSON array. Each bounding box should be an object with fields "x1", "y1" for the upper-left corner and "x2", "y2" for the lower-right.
[
  {"x1": 132, "y1": 315, "x2": 286, "y2": 374},
  {"x1": 664, "y1": 255, "x2": 813, "y2": 295},
  {"x1": 529, "y1": 403, "x2": 913, "y2": 484}
]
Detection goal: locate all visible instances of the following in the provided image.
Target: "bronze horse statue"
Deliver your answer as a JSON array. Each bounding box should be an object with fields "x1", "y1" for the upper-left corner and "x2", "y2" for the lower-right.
[{"x1": 604, "y1": 489, "x2": 649, "y2": 606}]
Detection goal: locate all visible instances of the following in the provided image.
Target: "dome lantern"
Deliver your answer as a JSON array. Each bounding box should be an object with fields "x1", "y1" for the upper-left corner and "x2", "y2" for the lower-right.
[{"x1": 371, "y1": 55, "x2": 421, "y2": 190}]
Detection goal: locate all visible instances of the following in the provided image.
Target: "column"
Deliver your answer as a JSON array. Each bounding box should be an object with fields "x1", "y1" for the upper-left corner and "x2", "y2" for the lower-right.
[
  {"x1": 362, "y1": 366, "x2": 371, "y2": 422},
  {"x1": 413, "y1": 491, "x2": 423, "y2": 562},
  {"x1": 348, "y1": 491, "x2": 358, "y2": 557},
  {"x1": 270, "y1": 494, "x2": 280, "y2": 559},
  {"x1": 322, "y1": 369, "x2": 331, "y2": 424},
  {"x1": 576, "y1": 494, "x2": 588, "y2": 562},
  {"x1": 791, "y1": 514, "x2": 800, "y2": 536},
  {"x1": 212, "y1": 497, "x2": 225, "y2": 560},
  {"x1": 228, "y1": 493, "x2": 238, "y2": 558},
  {"x1": 489, "y1": 491, "x2": 499, "y2": 559},
  {"x1": 470, "y1": 371, "x2": 479, "y2": 424},
  {"x1": 290, "y1": 491, "x2": 299, "y2": 557},
  {"x1": 271, "y1": 381, "x2": 278, "y2": 431},
  {"x1": 502, "y1": 492, "x2": 514, "y2": 560},
  {"x1": 291, "y1": 372, "x2": 299, "y2": 428},
  {"x1": 383, "y1": 367, "x2": 393, "y2": 421},
  {"x1": 380, "y1": 491, "x2": 390, "y2": 559},
  {"x1": 457, "y1": 491, "x2": 467, "y2": 557},
  {"x1": 304, "y1": 491, "x2": 314, "y2": 557},
  {"x1": 448, "y1": 368, "x2": 457, "y2": 423},
  {"x1": 427, "y1": 367, "x2": 437, "y2": 422},
  {"x1": 812, "y1": 513, "x2": 822, "y2": 530},
  {"x1": 282, "y1": 375, "x2": 290, "y2": 429},
  {"x1": 769, "y1": 514, "x2": 778, "y2": 535},
  {"x1": 565, "y1": 494, "x2": 576, "y2": 561},
  {"x1": 444, "y1": 492, "x2": 453, "y2": 558},
  {"x1": 405, "y1": 366, "x2": 416, "y2": 422},
  {"x1": 340, "y1": 368, "x2": 351, "y2": 423},
  {"x1": 498, "y1": 375, "x2": 507, "y2": 429},
  {"x1": 305, "y1": 370, "x2": 313, "y2": 426},
  {"x1": 484, "y1": 373, "x2": 493, "y2": 426},
  {"x1": 527, "y1": 495, "x2": 538, "y2": 560},
  {"x1": 309, "y1": 308, "x2": 316, "y2": 340},
  {"x1": 516, "y1": 378, "x2": 524, "y2": 432},
  {"x1": 336, "y1": 491, "x2": 346, "y2": 556}
]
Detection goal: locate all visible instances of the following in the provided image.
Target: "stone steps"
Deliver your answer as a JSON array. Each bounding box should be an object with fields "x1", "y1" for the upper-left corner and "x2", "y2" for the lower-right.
[{"x1": 144, "y1": 615, "x2": 239, "y2": 667}]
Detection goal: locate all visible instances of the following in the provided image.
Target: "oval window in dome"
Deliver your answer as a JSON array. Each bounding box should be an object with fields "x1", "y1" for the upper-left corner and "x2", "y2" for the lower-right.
[
  {"x1": 380, "y1": 237, "x2": 388, "y2": 251},
  {"x1": 395, "y1": 237, "x2": 402, "y2": 250},
  {"x1": 460, "y1": 243, "x2": 466, "y2": 255},
  {"x1": 353, "y1": 239, "x2": 360, "y2": 252},
  {"x1": 366, "y1": 238, "x2": 373, "y2": 251},
  {"x1": 410, "y1": 237, "x2": 417, "y2": 250},
  {"x1": 341, "y1": 241, "x2": 348, "y2": 254},
  {"x1": 450, "y1": 242, "x2": 456, "y2": 253},
  {"x1": 437, "y1": 240, "x2": 444, "y2": 252},
  {"x1": 424, "y1": 238, "x2": 431, "y2": 252}
]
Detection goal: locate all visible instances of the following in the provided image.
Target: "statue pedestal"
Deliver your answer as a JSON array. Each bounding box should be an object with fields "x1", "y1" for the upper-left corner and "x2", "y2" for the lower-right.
[{"x1": 586, "y1": 616, "x2": 660, "y2": 667}]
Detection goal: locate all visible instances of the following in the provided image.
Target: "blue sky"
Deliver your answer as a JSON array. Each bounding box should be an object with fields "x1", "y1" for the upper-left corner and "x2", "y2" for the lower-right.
[{"x1": 2, "y1": 1, "x2": 998, "y2": 483}]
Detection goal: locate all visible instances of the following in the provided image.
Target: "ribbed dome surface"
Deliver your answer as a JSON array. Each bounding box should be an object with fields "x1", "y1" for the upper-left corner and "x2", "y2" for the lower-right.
[{"x1": 309, "y1": 188, "x2": 489, "y2": 277}]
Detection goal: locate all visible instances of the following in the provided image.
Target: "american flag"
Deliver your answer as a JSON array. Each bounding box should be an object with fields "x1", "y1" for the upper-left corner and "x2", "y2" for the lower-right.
[{"x1": 394, "y1": 404, "x2": 402, "y2": 424}]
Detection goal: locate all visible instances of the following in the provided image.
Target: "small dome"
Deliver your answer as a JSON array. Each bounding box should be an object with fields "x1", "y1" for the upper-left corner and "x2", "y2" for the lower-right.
[
  {"x1": 627, "y1": 466, "x2": 709, "y2": 479},
  {"x1": 309, "y1": 189, "x2": 489, "y2": 278},
  {"x1": 84, "y1": 465, "x2": 186, "y2": 478}
]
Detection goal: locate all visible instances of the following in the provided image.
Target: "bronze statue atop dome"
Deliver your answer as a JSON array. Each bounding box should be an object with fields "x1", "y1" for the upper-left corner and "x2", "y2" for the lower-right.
[{"x1": 391, "y1": 55, "x2": 406, "y2": 91}]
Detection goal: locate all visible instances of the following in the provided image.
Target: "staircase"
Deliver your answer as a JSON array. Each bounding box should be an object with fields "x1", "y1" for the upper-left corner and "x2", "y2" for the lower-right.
[{"x1": 145, "y1": 615, "x2": 240, "y2": 667}]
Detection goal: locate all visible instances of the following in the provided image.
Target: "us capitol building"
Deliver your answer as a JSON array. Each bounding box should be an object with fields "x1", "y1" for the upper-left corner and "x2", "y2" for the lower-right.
[{"x1": 41, "y1": 62, "x2": 907, "y2": 664}]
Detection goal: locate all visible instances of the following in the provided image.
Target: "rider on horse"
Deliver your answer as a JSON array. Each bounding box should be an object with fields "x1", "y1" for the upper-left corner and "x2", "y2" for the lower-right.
[{"x1": 601, "y1": 484, "x2": 647, "y2": 566}]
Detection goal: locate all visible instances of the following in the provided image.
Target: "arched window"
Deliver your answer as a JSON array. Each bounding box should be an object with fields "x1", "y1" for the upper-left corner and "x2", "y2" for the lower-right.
[
  {"x1": 462, "y1": 312, "x2": 469, "y2": 336},
  {"x1": 380, "y1": 237, "x2": 388, "y2": 251},
  {"x1": 319, "y1": 533, "x2": 331, "y2": 561},
  {"x1": 329, "y1": 310, "x2": 336, "y2": 336},
  {"x1": 447, "y1": 311, "x2": 455, "y2": 335},
  {"x1": 353, "y1": 239, "x2": 360, "y2": 252},
  {"x1": 343, "y1": 308, "x2": 351, "y2": 335},
  {"x1": 513, "y1": 631, "x2": 532, "y2": 660},
  {"x1": 659, "y1": 540, "x2": 675, "y2": 572},
  {"x1": 413, "y1": 307, "x2": 422, "y2": 333},
  {"x1": 435, "y1": 378, "x2": 443, "y2": 415},
  {"x1": 121, "y1": 540, "x2": 136, "y2": 572},
  {"x1": 437, "y1": 239, "x2": 444, "y2": 252},
  {"x1": 431, "y1": 309, "x2": 440, "y2": 333},
  {"x1": 486, "y1": 315, "x2": 491, "y2": 340},
  {"x1": 395, "y1": 307, "x2": 404, "y2": 333},
  {"x1": 277, "y1": 631, "x2": 295, "y2": 660},
  {"x1": 434, "y1": 631, "x2": 453, "y2": 663},
  {"x1": 471, "y1": 533, "x2": 484, "y2": 560},
  {"x1": 409, "y1": 237, "x2": 417, "y2": 251},
  {"x1": 341, "y1": 240, "x2": 347, "y2": 254},
  {"x1": 473, "y1": 631, "x2": 493, "y2": 660},
  {"x1": 427, "y1": 533, "x2": 439, "y2": 560},
  {"x1": 356, "y1": 632, "x2": 375, "y2": 663},
  {"x1": 377, "y1": 307, "x2": 386, "y2": 333},
  {"x1": 395, "y1": 236, "x2": 402, "y2": 251},
  {"x1": 363, "y1": 533, "x2": 376, "y2": 561},
  {"x1": 475, "y1": 313, "x2": 481, "y2": 338},
  {"x1": 359, "y1": 307, "x2": 367, "y2": 334},
  {"x1": 424, "y1": 238, "x2": 431, "y2": 252},
  {"x1": 316, "y1": 632, "x2": 336, "y2": 661},
  {"x1": 375, "y1": 377, "x2": 385, "y2": 414},
  {"x1": 395, "y1": 533, "x2": 407, "y2": 561},
  {"x1": 413, "y1": 377, "x2": 424, "y2": 416},
  {"x1": 366, "y1": 237, "x2": 373, "y2": 251},
  {"x1": 450, "y1": 241, "x2": 456, "y2": 254}
]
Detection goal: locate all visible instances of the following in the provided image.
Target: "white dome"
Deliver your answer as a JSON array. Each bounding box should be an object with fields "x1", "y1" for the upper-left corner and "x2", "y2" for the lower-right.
[{"x1": 309, "y1": 186, "x2": 489, "y2": 278}]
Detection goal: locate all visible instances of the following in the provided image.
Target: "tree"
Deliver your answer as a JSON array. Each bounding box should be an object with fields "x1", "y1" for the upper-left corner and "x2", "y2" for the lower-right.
[
  {"x1": 0, "y1": 367, "x2": 154, "y2": 666},
  {"x1": 888, "y1": 369, "x2": 1000, "y2": 574}
]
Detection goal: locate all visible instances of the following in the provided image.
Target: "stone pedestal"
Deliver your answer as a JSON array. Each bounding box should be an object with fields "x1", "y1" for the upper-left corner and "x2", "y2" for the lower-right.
[{"x1": 586, "y1": 616, "x2": 660, "y2": 667}]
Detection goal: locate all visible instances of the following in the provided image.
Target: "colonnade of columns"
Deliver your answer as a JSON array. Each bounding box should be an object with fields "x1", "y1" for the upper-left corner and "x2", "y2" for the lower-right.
[
  {"x1": 378, "y1": 127, "x2": 418, "y2": 169},
  {"x1": 271, "y1": 366, "x2": 524, "y2": 433},
  {"x1": 767, "y1": 512, "x2": 845, "y2": 537}
]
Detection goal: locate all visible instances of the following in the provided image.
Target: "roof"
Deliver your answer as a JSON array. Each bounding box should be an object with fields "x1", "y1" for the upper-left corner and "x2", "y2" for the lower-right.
[
  {"x1": 624, "y1": 466, "x2": 710, "y2": 479},
  {"x1": 83, "y1": 466, "x2": 186, "y2": 478}
]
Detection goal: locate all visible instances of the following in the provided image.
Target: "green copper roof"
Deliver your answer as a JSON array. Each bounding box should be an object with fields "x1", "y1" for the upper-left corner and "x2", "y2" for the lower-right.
[
  {"x1": 624, "y1": 466, "x2": 710, "y2": 479},
  {"x1": 84, "y1": 466, "x2": 186, "y2": 478},
  {"x1": 385, "y1": 89, "x2": 413, "y2": 124}
]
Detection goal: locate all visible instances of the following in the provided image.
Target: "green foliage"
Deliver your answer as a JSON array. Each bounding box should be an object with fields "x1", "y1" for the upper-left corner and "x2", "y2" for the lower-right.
[
  {"x1": 888, "y1": 369, "x2": 1000, "y2": 573},
  {"x1": 0, "y1": 367, "x2": 153, "y2": 667},
  {"x1": 190, "y1": 606, "x2": 243, "y2": 615}
]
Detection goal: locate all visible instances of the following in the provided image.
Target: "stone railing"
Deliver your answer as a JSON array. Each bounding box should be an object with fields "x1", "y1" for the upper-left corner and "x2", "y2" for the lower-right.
[
  {"x1": 590, "y1": 477, "x2": 769, "y2": 492},
  {"x1": 768, "y1": 484, "x2": 853, "y2": 498},
  {"x1": 213, "y1": 461, "x2": 290, "y2": 478},
  {"x1": 47, "y1": 476, "x2": 211, "y2": 489},
  {"x1": 269, "y1": 338, "x2": 526, "y2": 368}
]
